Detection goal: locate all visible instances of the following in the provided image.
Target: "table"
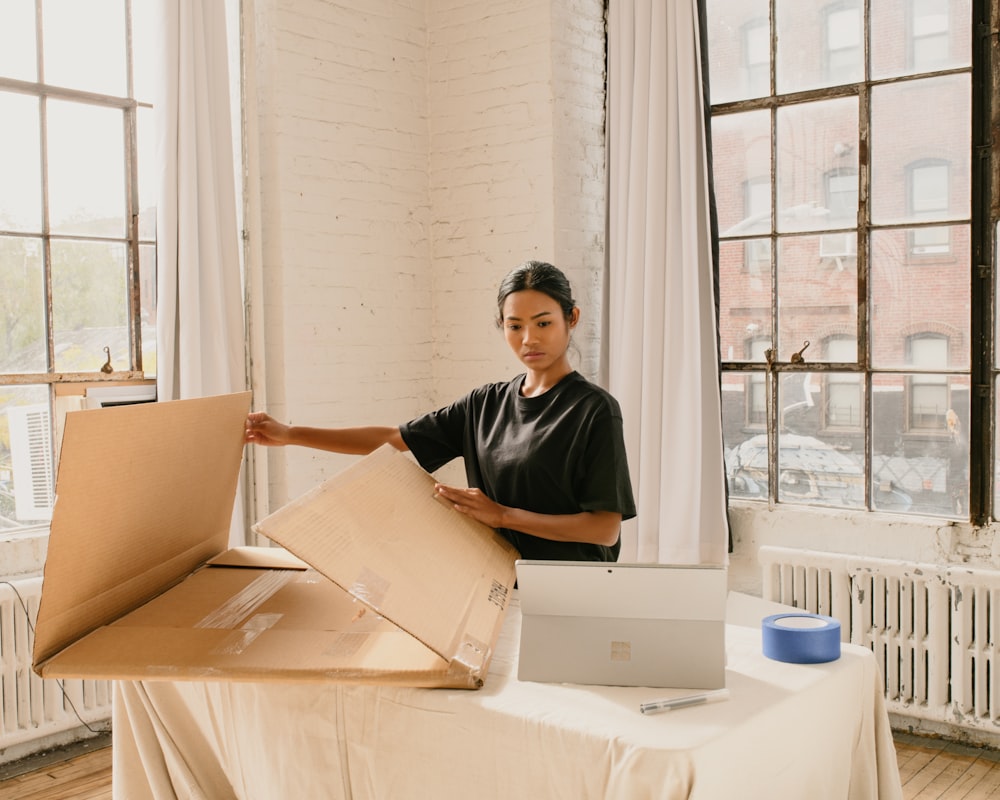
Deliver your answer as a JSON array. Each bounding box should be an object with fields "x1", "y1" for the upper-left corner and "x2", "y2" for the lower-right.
[{"x1": 111, "y1": 595, "x2": 902, "y2": 799}]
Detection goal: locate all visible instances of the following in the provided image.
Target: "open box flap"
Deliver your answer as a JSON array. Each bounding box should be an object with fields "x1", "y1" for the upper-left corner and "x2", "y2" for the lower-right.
[
  {"x1": 253, "y1": 445, "x2": 519, "y2": 670},
  {"x1": 32, "y1": 392, "x2": 252, "y2": 668}
]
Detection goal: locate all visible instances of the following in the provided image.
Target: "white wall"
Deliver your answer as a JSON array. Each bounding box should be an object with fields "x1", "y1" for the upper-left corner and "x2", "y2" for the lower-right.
[
  {"x1": 242, "y1": 0, "x2": 1000, "y2": 581},
  {"x1": 728, "y1": 502, "x2": 999, "y2": 598},
  {"x1": 244, "y1": 0, "x2": 608, "y2": 511}
]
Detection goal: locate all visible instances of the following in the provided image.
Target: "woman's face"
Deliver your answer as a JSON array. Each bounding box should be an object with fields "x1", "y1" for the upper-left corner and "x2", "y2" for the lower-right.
[{"x1": 501, "y1": 289, "x2": 578, "y2": 373}]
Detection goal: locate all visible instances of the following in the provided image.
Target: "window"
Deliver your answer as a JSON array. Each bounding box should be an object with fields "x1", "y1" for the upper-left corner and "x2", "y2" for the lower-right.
[
  {"x1": 742, "y1": 18, "x2": 769, "y2": 99},
  {"x1": 907, "y1": 159, "x2": 952, "y2": 255},
  {"x1": 820, "y1": 167, "x2": 859, "y2": 263},
  {"x1": 825, "y1": 167, "x2": 858, "y2": 224},
  {"x1": 746, "y1": 337, "x2": 770, "y2": 426},
  {"x1": 907, "y1": 334, "x2": 949, "y2": 431},
  {"x1": 910, "y1": 0, "x2": 951, "y2": 72},
  {"x1": 824, "y1": 336, "x2": 860, "y2": 429},
  {"x1": 743, "y1": 177, "x2": 770, "y2": 274},
  {"x1": 0, "y1": 2, "x2": 155, "y2": 528},
  {"x1": 708, "y1": 0, "x2": 982, "y2": 520},
  {"x1": 824, "y1": 3, "x2": 862, "y2": 85}
]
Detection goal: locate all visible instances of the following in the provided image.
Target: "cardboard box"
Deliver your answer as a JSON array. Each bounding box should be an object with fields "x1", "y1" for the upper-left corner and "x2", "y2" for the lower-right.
[{"x1": 32, "y1": 392, "x2": 518, "y2": 688}]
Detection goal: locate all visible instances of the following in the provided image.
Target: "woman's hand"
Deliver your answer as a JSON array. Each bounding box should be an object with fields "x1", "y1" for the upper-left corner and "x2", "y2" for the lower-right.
[
  {"x1": 245, "y1": 412, "x2": 291, "y2": 446},
  {"x1": 434, "y1": 484, "x2": 508, "y2": 529}
]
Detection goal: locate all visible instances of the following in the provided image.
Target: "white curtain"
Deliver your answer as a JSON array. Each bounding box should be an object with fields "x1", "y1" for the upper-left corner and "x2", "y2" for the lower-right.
[
  {"x1": 607, "y1": 0, "x2": 729, "y2": 565},
  {"x1": 155, "y1": 0, "x2": 247, "y2": 544}
]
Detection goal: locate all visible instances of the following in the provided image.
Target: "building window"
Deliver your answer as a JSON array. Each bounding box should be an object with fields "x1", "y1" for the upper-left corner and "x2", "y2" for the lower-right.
[
  {"x1": 907, "y1": 334, "x2": 949, "y2": 431},
  {"x1": 909, "y1": 0, "x2": 951, "y2": 72},
  {"x1": 825, "y1": 168, "x2": 858, "y2": 224},
  {"x1": 746, "y1": 337, "x2": 770, "y2": 426},
  {"x1": 0, "y1": 2, "x2": 155, "y2": 528},
  {"x1": 824, "y1": 3, "x2": 862, "y2": 85},
  {"x1": 742, "y1": 18, "x2": 769, "y2": 99},
  {"x1": 743, "y1": 177, "x2": 770, "y2": 274},
  {"x1": 824, "y1": 336, "x2": 861, "y2": 429},
  {"x1": 708, "y1": 0, "x2": 980, "y2": 520},
  {"x1": 907, "y1": 159, "x2": 952, "y2": 255}
]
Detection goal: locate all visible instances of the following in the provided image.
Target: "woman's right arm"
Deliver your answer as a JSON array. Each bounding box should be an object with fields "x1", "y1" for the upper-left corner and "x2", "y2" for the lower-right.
[{"x1": 244, "y1": 412, "x2": 408, "y2": 454}]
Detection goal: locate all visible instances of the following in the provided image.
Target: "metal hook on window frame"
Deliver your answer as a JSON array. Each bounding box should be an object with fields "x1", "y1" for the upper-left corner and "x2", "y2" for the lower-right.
[{"x1": 790, "y1": 340, "x2": 810, "y2": 364}]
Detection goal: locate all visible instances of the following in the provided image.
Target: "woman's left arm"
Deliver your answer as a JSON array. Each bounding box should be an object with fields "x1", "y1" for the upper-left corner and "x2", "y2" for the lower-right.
[{"x1": 432, "y1": 484, "x2": 622, "y2": 547}]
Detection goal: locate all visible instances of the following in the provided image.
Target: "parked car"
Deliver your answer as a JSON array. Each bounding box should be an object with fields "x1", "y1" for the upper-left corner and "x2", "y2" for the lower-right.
[{"x1": 726, "y1": 433, "x2": 912, "y2": 511}]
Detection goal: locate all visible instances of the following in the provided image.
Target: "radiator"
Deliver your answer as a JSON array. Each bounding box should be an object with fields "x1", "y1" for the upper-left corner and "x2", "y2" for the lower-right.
[
  {"x1": 0, "y1": 577, "x2": 112, "y2": 758},
  {"x1": 759, "y1": 546, "x2": 999, "y2": 732}
]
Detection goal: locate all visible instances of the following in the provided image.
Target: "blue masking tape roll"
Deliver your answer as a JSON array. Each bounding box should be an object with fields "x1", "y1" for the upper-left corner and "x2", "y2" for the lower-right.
[{"x1": 762, "y1": 613, "x2": 841, "y2": 664}]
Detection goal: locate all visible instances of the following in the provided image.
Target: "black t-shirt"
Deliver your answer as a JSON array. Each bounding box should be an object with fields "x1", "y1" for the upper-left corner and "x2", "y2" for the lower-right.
[{"x1": 399, "y1": 371, "x2": 636, "y2": 561}]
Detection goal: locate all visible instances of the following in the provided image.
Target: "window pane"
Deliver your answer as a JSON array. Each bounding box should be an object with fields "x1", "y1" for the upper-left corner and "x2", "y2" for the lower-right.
[
  {"x1": 719, "y1": 240, "x2": 772, "y2": 362},
  {"x1": 776, "y1": 98, "x2": 858, "y2": 233},
  {"x1": 47, "y1": 100, "x2": 127, "y2": 238},
  {"x1": 910, "y1": 335, "x2": 948, "y2": 366},
  {"x1": 777, "y1": 411, "x2": 865, "y2": 509},
  {"x1": 911, "y1": 162, "x2": 949, "y2": 215},
  {"x1": 132, "y1": 1, "x2": 157, "y2": 102},
  {"x1": 140, "y1": 243, "x2": 157, "y2": 377},
  {"x1": 0, "y1": 384, "x2": 52, "y2": 526},
  {"x1": 722, "y1": 378, "x2": 769, "y2": 500},
  {"x1": 909, "y1": 225, "x2": 951, "y2": 255},
  {"x1": 871, "y1": 0, "x2": 971, "y2": 80},
  {"x1": 777, "y1": 236, "x2": 857, "y2": 362},
  {"x1": 871, "y1": 75, "x2": 970, "y2": 225},
  {"x1": 870, "y1": 226, "x2": 970, "y2": 369},
  {"x1": 0, "y1": 236, "x2": 46, "y2": 374},
  {"x1": 705, "y1": 0, "x2": 771, "y2": 104},
  {"x1": 137, "y1": 106, "x2": 156, "y2": 240},
  {"x1": 0, "y1": 0, "x2": 37, "y2": 82},
  {"x1": 775, "y1": 383, "x2": 864, "y2": 509},
  {"x1": 824, "y1": 340, "x2": 861, "y2": 429},
  {"x1": 826, "y1": 169, "x2": 858, "y2": 224},
  {"x1": 42, "y1": 0, "x2": 127, "y2": 96},
  {"x1": 0, "y1": 92, "x2": 42, "y2": 233},
  {"x1": 776, "y1": 0, "x2": 862, "y2": 94},
  {"x1": 872, "y1": 373, "x2": 969, "y2": 517},
  {"x1": 825, "y1": 335, "x2": 856, "y2": 363},
  {"x1": 714, "y1": 110, "x2": 772, "y2": 236},
  {"x1": 826, "y1": 375, "x2": 861, "y2": 428},
  {"x1": 50, "y1": 240, "x2": 128, "y2": 373},
  {"x1": 910, "y1": 380, "x2": 948, "y2": 428}
]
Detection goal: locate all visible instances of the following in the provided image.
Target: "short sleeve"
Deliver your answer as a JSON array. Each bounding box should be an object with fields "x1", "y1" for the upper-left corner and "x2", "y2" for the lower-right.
[
  {"x1": 399, "y1": 396, "x2": 470, "y2": 473},
  {"x1": 577, "y1": 403, "x2": 636, "y2": 520}
]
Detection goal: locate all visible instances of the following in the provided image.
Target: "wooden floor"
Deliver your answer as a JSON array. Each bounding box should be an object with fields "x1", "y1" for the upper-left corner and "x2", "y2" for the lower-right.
[
  {"x1": 0, "y1": 736, "x2": 112, "y2": 800},
  {"x1": 894, "y1": 733, "x2": 1000, "y2": 799},
  {"x1": 2, "y1": 732, "x2": 1000, "y2": 798}
]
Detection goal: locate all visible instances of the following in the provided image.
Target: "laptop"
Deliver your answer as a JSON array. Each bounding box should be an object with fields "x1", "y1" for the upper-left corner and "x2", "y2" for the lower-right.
[{"x1": 515, "y1": 560, "x2": 727, "y2": 690}]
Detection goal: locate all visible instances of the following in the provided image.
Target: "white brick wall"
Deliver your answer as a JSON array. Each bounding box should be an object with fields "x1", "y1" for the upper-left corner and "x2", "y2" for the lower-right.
[
  {"x1": 246, "y1": 0, "x2": 607, "y2": 506},
  {"x1": 552, "y1": 0, "x2": 608, "y2": 382},
  {"x1": 427, "y1": 0, "x2": 558, "y2": 403}
]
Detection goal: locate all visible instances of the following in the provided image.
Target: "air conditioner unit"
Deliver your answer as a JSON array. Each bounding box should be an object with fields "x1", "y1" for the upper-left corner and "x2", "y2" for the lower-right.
[
  {"x1": 819, "y1": 232, "x2": 857, "y2": 259},
  {"x1": 8, "y1": 403, "x2": 54, "y2": 522}
]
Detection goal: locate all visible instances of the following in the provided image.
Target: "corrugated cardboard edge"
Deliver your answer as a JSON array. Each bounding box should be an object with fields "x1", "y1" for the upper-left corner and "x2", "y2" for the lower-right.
[
  {"x1": 32, "y1": 391, "x2": 252, "y2": 673},
  {"x1": 253, "y1": 445, "x2": 519, "y2": 679},
  {"x1": 207, "y1": 546, "x2": 309, "y2": 571}
]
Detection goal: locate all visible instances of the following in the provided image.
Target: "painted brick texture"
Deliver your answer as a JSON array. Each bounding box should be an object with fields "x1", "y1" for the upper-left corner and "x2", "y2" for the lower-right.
[{"x1": 249, "y1": 0, "x2": 607, "y2": 503}]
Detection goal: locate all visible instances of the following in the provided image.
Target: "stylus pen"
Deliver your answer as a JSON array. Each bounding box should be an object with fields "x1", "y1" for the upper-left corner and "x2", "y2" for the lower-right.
[{"x1": 639, "y1": 688, "x2": 730, "y2": 715}]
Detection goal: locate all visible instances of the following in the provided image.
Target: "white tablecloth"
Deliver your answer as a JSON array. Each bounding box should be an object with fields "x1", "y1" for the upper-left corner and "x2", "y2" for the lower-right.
[{"x1": 112, "y1": 595, "x2": 902, "y2": 799}]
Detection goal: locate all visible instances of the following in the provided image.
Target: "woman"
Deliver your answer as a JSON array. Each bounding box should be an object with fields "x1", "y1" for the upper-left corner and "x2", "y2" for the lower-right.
[{"x1": 245, "y1": 260, "x2": 636, "y2": 561}]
